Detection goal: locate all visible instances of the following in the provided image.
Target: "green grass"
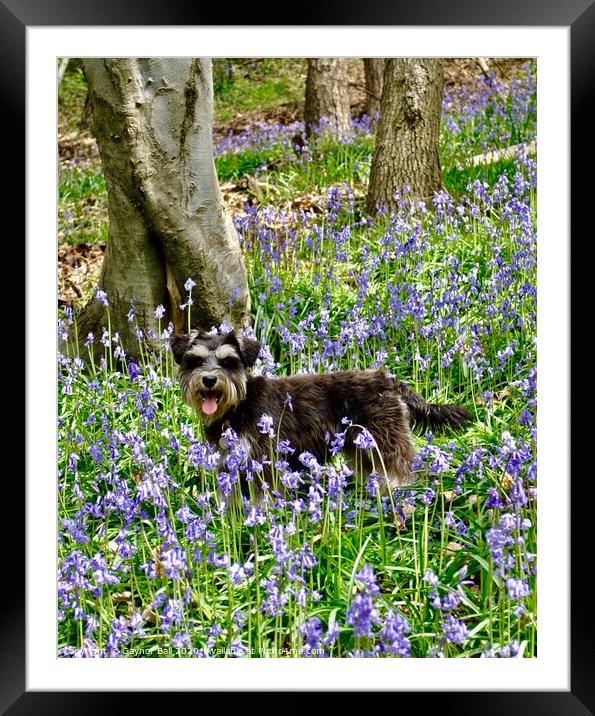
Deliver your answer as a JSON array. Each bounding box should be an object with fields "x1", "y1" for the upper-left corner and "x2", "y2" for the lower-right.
[
  {"x1": 215, "y1": 146, "x2": 287, "y2": 183},
  {"x1": 58, "y1": 59, "x2": 89, "y2": 136},
  {"x1": 59, "y1": 165, "x2": 108, "y2": 245},
  {"x1": 443, "y1": 158, "x2": 518, "y2": 199},
  {"x1": 59, "y1": 60, "x2": 107, "y2": 245},
  {"x1": 213, "y1": 58, "x2": 306, "y2": 124}
]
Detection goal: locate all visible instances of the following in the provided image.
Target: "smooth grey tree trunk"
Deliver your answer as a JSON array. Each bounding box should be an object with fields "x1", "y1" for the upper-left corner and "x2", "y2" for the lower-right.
[
  {"x1": 363, "y1": 58, "x2": 385, "y2": 118},
  {"x1": 76, "y1": 58, "x2": 250, "y2": 359},
  {"x1": 366, "y1": 58, "x2": 444, "y2": 215},
  {"x1": 58, "y1": 58, "x2": 70, "y2": 87},
  {"x1": 304, "y1": 58, "x2": 351, "y2": 140}
]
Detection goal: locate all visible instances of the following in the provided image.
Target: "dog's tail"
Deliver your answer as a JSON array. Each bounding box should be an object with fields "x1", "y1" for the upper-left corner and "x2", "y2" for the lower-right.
[{"x1": 397, "y1": 381, "x2": 473, "y2": 433}]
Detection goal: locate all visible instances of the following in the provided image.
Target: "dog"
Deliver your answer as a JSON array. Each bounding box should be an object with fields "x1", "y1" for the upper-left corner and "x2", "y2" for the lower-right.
[{"x1": 171, "y1": 329, "x2": 472, "y2": 496}]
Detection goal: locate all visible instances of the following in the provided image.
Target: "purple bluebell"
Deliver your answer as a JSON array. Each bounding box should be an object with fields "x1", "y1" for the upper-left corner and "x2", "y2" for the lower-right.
[
  {"x1": 94, "y1": 287, "x2": 109, "y2": 307},
  {"x1": 299, "y1": 617, "x2": 324, "y2": 657},
  {"x1": 441, "y1": 614, "x2": 468, "y2": 645},
  {"x1": 257, "y1": 413, "x2": 275, "y2": 437},
  {"x1": 353, "y1": 428, "x2": 377, "y2": 450}
]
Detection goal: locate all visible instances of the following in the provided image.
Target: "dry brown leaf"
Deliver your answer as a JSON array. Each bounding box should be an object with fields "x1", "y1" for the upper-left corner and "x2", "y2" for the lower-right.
[
  {"x1": 141, "y1": 608, "x2": 157, "y2": 625},
  {"x1": 500, "y1": 472, "x2": 513, "y2": 490},
  {"x1": 111, "y1": 591, "x2": 132, "y2": 605}
]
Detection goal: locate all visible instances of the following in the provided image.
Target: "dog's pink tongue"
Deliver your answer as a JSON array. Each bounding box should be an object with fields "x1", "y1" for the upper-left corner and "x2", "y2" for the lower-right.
[{"x1": 201, "y1": 395, "x2": 219, "y2": 415}]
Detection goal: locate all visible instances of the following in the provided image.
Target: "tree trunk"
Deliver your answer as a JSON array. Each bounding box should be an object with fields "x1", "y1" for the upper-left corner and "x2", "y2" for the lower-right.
[
  {"x1": 304, "y1": 58, "x2": 351, "y2": 140},
  {"x1": 366, "y1": 58, "x2": 444, "y2": 215},
  {"x1": 74, "y1": 58, "x2": 250, "y2": 359},
  {"x1": 58, "y1": 58, "x2": 70, "y2": 87},
  {"x1": 79, "y1": 86, "x2": 93, "y2": 131},
  {"x1": 363, "y1": 58, "x2": 385, "y2": 118}
]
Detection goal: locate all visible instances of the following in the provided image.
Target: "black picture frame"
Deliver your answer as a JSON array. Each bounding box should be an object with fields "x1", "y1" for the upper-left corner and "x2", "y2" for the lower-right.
[{"x1": 8, "y1": 0, "x2": 592, "y2": 712}]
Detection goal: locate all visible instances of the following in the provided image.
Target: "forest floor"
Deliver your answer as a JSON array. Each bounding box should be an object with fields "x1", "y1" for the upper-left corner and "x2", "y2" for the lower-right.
[{"x1": 57, "y1": 57, "x2": 529, "y2": 309}]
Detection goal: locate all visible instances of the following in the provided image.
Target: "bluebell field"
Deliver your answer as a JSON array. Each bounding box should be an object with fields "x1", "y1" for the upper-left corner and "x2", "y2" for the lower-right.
[{"x1": 58, "y1": 64, "x2": 537, "y2": 658}]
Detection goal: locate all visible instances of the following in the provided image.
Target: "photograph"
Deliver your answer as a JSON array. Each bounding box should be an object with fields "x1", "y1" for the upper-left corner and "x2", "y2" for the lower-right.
[
  {"x1": 57, "y1": 55, "x2": 538, "y2": 660},
  {"x1": 9, "y1": 4, "x2": 589, "y2": 707}
]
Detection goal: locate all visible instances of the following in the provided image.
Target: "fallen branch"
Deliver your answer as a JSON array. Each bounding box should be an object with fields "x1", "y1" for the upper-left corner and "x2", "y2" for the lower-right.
[
  {"x1": 476, "y1": 57, "x2": 491, "y2": 78},
  {"x1": 457, "y1": 140, "x2": 536, "y2": 169}
]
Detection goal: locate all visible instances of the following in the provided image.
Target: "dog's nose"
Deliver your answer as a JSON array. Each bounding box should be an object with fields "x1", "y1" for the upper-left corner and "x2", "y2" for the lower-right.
[{"x1": 202, "y1": 375, "x2": 217, "y2": 389}]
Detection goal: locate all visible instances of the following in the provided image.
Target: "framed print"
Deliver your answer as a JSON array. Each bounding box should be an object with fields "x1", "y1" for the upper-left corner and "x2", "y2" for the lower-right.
[{"x1": 6, "y1": 0, "x2": 593, "y2": 711}]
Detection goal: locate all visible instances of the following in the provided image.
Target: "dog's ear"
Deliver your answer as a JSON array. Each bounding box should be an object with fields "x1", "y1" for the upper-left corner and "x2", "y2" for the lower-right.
[
  {"x1": 238, "y1": 335, "x2": 261, "y2": 367},
  {"x1": 170, "y1": 333, "x2": 191, "y2": 364}
]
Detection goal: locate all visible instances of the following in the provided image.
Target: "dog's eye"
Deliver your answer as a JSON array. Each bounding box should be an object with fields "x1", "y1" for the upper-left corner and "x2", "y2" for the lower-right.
[
  {"x1": 185, "y1": 356, "x2": 204, "y2": 369},
  {"x1": 220, "y1": 357, "x2": 238, "y2": 369}
]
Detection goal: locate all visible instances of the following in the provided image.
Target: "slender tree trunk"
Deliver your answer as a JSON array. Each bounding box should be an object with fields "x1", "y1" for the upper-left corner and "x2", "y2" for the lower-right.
[
  {"x1": 304, "y1": 58, "x2": 351, "y2": 140},
  {"x1": 366, "y1": 58, "x2": 444, "y2": 215},
  {"x1": 58, "y1": 58, "x2": 70, "y2": 87},
  {"x1": 363, "y1": 58, "x2": 385, "y2": 118},
  {"x1": 74, "y1": 58, "x2": 250, "y2": 359}
]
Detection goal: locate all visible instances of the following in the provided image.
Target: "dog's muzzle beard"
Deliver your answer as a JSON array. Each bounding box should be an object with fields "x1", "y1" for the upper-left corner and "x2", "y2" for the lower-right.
[{"x1": 180, "y1": 369, "x2": 247, "y2": 425}]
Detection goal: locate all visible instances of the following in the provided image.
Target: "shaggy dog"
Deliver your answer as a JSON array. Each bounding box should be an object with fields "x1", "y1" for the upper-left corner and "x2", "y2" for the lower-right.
[{"x1": 171, "y1": 329, "x2": 472, "y2": 494}]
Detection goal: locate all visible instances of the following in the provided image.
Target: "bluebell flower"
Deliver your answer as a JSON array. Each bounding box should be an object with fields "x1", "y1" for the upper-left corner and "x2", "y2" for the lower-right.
[
  {"x1": 257, "y1": 413, "x2": 275, "y2": 437},
  {"x1": 424, "y1": 568, "x2": 439, "y2": 587},
  {"x1": 419, "y1": 488, "x2": 436, "y2": 505},
  {"x1": 67, "y1": 453, "x2": 79, "y2": 473},
  {"x1": 230, "y1": 638, "x2": 248, "y2": 657},
  {"x1": 159, "y1": 543, "x2": 186, "y2": 580},
  {"x1": 229, "y1": 561, "x2": 253, "y2": 585},
  {"x1": 328, "y1": 430, "x2": 346, "y2": 456},
  {"x1": 485, "y1": 487, "x2": 505, "y2": 510},
  {"x1": 505, "y1": 578, "x2": 530, "y2": 600},
  {"x1": 172, "y1": 631, "x2": 191, "y2": 649},
  {"x1": 307, "y1": 485, "x2": 323, "y2": 523},
  {"x1": 379, "y1": 610, "x2": 411, "y2": 657},
  {"x1": 346, "y1": 593, "x2": 381, "y2": 638},
  {"x1": 299, "y1": 617, "x2": 324, "y2": 656},
  {"x1": 243, "y1": 505, "x2": 267, "y2": 528},
  {"x1": 280, "y1": 469, "x2": 301, "y2": 490},
  {"x1": 441, "y1": 614, "x2": 468, "y2": 644},
  {"x1": 353, "y1": 428, "x2": 377, "y2": 450},
  {"x1": 94, "y1": 288, "x2": 109, "y2": 307},
  {"x1": 323, "y1": 623, "x2": 340, "y2": 648},
  {"x1": 366, "y1": 473, "x2": 379, "y2": 497},
  {"x1": 510, "y1": 478, "x2": 528, "y2": 507},
  {"x1": 299, "y1": 452, "x2": 321, "y2": 470},
  {"x1": 276, "y1": 439, "x2": 295, "y2": 455}
]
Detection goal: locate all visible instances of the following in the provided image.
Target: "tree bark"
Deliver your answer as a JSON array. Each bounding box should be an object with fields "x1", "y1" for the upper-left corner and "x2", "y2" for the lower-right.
[
  {"x1": 75, "y1": 58, "x2": 250, "y2": 359},
  {"x1": 304, "y1": 58, "x2": 351, "y2": 140},
  {"x1": 79, "y1": 86, "x2": 93, "y2": 131},
  {"x1": 363, "y1": 58, "x2": 385, "y2": 118},
  {"x1": 366, "y1": 58, "x2": 444, "y2": 215}
]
